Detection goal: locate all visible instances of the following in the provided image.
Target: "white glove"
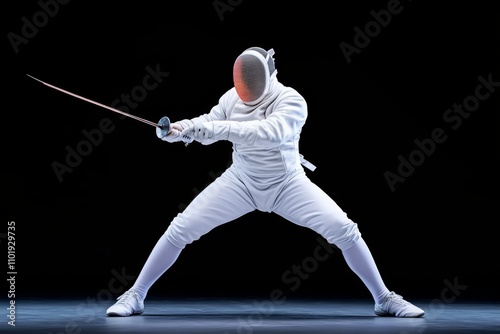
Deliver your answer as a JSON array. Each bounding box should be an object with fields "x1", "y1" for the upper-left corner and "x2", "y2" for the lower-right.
[
  {"x1": 157, "y1": 123, "x2": 185, "y2": 143},
  {"x1": 181, "y1": 121, "x2": 231, "y2": 145}
]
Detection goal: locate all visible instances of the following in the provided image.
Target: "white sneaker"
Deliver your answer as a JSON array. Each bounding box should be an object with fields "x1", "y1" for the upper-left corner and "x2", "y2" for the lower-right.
[
  {"x1": 106, "y1": 290, "x2": 144, "y2": 317},
  {"x1": 374, "y1": 291, "x2": 425, "y2": 317}
]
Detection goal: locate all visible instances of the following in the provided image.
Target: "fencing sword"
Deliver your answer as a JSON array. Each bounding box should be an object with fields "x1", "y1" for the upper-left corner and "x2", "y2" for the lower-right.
[{"x1": 26, "y1": 74, "x2": 192, "y2": 145}]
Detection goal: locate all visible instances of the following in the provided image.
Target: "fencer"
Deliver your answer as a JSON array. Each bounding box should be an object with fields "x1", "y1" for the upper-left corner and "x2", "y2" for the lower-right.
[{"x1": 106, "y1": 46, "x2": 425, "y2": 318}]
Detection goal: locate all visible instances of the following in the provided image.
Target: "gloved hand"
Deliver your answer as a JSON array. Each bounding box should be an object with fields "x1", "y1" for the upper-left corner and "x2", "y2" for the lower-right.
[
  {"x1": 156, "y1": 122, "x2": 185, "y2": 143},
  {"x1": 181, "y1": 121, "x2": 231, "y2": 145}
]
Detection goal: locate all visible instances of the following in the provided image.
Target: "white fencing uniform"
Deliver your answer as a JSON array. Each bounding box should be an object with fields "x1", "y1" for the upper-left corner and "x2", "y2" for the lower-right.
[
  {"x1": 106, "y1": 47, "x2": 425, "y2": 318},
  {"x1": 165, "y1": 49, "x2": 361, "y2": 251}
]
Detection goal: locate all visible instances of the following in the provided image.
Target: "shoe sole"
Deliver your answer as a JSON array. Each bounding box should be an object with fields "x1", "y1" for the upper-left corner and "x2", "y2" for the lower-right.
[
  {"x1": 374, "y1": 310, "x2": 425, "y2": 318},
  {"x1": 106, "y1": 310, "x2": 144, "y2": 317}
]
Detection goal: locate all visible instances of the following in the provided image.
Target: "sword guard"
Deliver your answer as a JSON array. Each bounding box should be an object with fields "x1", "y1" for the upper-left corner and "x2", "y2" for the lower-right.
[{"x1": 156, "y1": 116, "x2": 171, "y2": 138}]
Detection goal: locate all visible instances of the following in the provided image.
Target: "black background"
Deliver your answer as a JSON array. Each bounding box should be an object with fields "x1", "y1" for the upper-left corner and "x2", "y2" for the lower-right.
[{"x1": 3, "y1": 0, "x2": 499, "y2": 302}]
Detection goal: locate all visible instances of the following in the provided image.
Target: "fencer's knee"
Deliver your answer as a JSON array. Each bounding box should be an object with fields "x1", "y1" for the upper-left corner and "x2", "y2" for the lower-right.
[
  {"x1": 164, "y1": 213, "x2": 213, "y2": 249},
  {"x1": 323, "y1": 219, "x2": 361, "y2": 251},
  {"x1": 163, "y1": 216, "x2": 192, "y2": 250},
  {"x1": 164, "y1": 229, "x2": 186, "y2": 249}
]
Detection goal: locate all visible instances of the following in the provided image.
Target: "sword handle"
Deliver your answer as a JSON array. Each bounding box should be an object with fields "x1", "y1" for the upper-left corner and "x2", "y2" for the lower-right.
[
  {"x1": 157, "y1": 116, "x2": 192, "y2": 146},
  {"x1": 157, "y1": 116, "x2": 171, "y2": 138}
]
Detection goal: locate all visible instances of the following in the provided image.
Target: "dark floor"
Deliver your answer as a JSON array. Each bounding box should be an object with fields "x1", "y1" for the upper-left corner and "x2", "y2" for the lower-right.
[{"x1": 4, "y1": 297, "x2": 500, "y2": 334}]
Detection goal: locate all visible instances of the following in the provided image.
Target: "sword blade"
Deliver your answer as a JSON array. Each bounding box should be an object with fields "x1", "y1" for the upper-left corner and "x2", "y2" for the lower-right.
[{"x1": 26, "y1": 74, "x2": 161, "y2": 128}]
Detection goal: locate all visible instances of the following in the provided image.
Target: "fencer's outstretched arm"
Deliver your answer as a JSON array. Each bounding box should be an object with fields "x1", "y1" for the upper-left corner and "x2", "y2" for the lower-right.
[{"x1": 157, "y1": 92, "x2": 230, "y2": 143}]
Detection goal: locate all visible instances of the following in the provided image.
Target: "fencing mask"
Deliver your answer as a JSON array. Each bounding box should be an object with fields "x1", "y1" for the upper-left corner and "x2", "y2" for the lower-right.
[{"x1": 233, "y1": 47, "x2": 276, "y2": 105}]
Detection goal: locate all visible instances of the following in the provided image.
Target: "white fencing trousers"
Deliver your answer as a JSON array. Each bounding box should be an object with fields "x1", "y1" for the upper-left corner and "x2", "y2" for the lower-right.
[{"x1": 165, "y1": 165, "x2": 361, "y2": 250}]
